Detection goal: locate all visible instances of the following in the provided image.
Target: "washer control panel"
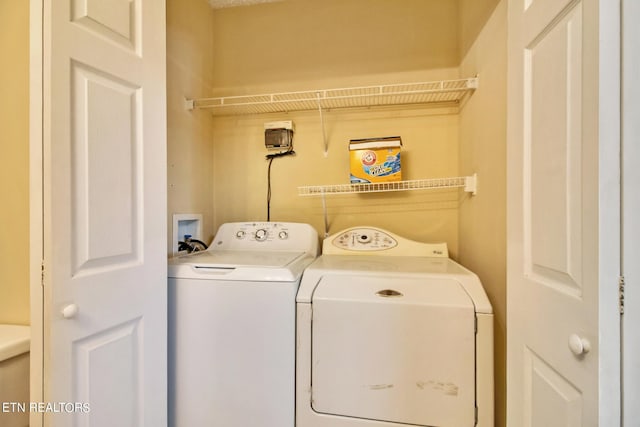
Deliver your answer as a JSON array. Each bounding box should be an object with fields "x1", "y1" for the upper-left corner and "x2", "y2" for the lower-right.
[
  {"x1": 228, "y1": 223, "x2": 292, "y2": 242},
  {"x1": 331, "y1": 228, "x2": 398, "y2": 251},
  {"x1": 211, "y1": 222, "x2": 318, "y2": 255}
]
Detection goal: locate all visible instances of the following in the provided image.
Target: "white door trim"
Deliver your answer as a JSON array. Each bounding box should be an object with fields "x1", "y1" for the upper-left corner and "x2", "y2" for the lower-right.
[
  {"x1": 597, "y1": 1, "x2": 623, "y2": 424},
  {"x1": 622, "y1": 0, "x2": 640, "y2": 423}
]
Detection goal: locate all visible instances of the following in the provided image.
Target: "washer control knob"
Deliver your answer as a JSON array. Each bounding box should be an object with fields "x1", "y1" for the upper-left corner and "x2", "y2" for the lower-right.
[
  {"x1": 235, "y1": 230, "x2": 246, "y2": 239},
  {"x1": 278, "y1": 231, "x2": 289, "y2": 240},
  {"x1": 255, "y1": 229, "x2": 268, "y2": 241}
]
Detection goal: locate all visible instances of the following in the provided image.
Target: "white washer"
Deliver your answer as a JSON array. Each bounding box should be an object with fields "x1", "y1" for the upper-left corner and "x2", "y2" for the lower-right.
[
  {"x1": 296, "y1": 227, "x2": 493, "y2": 427},
  {"x1": 168, "y1": 222, "x2": 318, "y2": 427}
]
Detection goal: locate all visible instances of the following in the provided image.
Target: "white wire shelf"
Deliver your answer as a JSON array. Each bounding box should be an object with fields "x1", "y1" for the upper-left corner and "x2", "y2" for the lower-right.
[
  {"x1": 186, "y1": 77, "x2": 478, "y2": 115},
  {"x1": 298, "y1": 174, "x2": 478, "y2": 197}
]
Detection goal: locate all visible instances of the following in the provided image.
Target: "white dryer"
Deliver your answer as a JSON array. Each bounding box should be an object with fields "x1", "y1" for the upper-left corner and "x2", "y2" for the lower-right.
[
  {"x1": 168, "y1": 222, "x2": 318, "y2": 427},
  {"x1": 296, "y1": 227, "x2": 493, "y2": 427}
]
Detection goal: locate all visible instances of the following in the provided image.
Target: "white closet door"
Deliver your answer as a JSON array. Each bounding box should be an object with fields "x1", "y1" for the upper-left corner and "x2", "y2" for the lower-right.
[
  {"x1": 507, "y1": 0, "x2": 621, "y2": 425},
  {"x1": 39, "y1": 0, "x2": 167, "y2": 425}
]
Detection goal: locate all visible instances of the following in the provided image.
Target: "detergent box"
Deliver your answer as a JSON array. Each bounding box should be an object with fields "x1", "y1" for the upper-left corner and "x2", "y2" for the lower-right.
[{"x1": 349, "y1": 136, "x2": 402, "y2": 184}]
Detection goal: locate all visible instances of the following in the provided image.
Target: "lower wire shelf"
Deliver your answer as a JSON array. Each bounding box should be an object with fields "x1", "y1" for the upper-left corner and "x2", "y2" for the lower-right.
[{"x1": 298, "y1": 174, "x2": 477, "y2": 197}]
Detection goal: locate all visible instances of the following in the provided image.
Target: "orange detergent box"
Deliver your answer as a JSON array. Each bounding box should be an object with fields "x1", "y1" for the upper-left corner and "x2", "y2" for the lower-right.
[{"x1": 349, "y1": 136, "x2": 402, "y2": 184}]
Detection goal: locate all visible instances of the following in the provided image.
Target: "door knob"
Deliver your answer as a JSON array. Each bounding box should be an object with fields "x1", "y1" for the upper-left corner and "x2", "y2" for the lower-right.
[
  {"x1": 568, "y1": 334, "x2": 591, "y2": 356},
  {"x1": 62, "y1": 304, "x2": 79, "y2": 319}
]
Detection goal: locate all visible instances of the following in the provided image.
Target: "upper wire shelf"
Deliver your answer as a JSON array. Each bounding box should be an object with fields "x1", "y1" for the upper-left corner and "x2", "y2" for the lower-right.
[{"x1": 185, "y1": 77, "x2": 478, "y2": 115}]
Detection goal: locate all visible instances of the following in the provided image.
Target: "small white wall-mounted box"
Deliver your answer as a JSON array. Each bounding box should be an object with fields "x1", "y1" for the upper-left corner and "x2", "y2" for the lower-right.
[{"x1": 172, "y1": 213, "x2": 203, "y2": 256}]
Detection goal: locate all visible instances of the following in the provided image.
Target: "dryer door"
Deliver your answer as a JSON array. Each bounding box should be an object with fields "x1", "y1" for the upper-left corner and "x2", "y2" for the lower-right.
[{"x1": 311, "y1": 275, "x2": 476, "y2": 427}]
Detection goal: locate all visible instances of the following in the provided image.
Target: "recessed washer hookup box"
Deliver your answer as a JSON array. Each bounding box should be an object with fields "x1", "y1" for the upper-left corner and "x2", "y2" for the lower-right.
[{"x1": 349, "y1": 136, "x2": 402, "y2": 184}]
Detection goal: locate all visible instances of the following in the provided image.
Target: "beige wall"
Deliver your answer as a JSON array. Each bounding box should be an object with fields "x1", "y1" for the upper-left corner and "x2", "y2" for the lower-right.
[
  {"x1": 209, "y1": 0, "x2": 463, "y2": 252},
  {"x1": 458, "y1": 0, "x2": 502, "y2": 59},
  {"x1": 211, "y1": 0, "x2": 460, "y2": 95},
  {"x1": 458, "y1": 1, "x2": 507, "y2": 426},
  {"x1": 212, "y1": 106, "x2": 461, "y2": 254},
  {"x1": 0, "y1": 0, "x2": 30, "y2": 325},
  {"x1": 167, "y1": 0, "x2": 217, "y2": 252}
]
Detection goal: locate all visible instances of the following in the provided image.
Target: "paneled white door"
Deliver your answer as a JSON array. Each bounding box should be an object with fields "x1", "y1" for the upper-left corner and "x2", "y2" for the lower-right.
[
  {"x1": 507, "y1": 0, "x2": 621, "y2": 425},
  {"x1": 39, "y1": 0, "x2": 167, "y2": 425}
]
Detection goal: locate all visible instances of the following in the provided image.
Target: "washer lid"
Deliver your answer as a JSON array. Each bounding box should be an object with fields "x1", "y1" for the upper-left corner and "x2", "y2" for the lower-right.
[
  {"x1": 311, "y1": 275, "x2": 476, "y2": 426},
  {"x1": 312, "y1": 274, "x2": 475, "y2": 308},
  {"x1": 168, "y1": 249, "x2": 309, "y2": 281},
  {"x1": 297, "y1": 254, "x2": 493, "y2": 314}
]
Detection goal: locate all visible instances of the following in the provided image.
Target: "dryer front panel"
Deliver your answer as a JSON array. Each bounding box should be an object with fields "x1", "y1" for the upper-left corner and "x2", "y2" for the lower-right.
[{"x1": 311, "y1": 275, "x2": 476, "y2": 427}]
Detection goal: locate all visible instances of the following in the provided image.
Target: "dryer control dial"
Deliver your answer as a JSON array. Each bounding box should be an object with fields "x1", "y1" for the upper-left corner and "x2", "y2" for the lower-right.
[{"x1": 357, "y1": 233, "x2": 372, "y2": 244}]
